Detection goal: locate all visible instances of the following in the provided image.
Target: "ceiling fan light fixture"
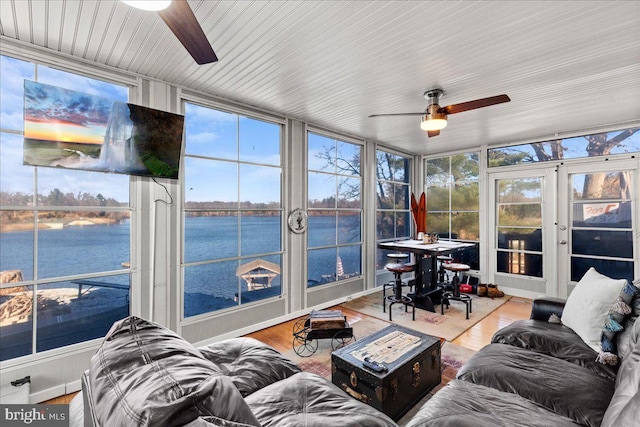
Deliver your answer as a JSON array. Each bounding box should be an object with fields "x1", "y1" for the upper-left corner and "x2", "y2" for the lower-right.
[
  {"x1": 420, "y1": 117, "x2": 448, "y2": 131},
  {"x1": 122, "y1": 0, "x2": 172, "y2": 11}
]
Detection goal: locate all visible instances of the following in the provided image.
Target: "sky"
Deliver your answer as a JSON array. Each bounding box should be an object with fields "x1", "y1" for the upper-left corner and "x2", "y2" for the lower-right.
[{"x1": 23, "y1": 80, "x2": 113, "y2": 145}]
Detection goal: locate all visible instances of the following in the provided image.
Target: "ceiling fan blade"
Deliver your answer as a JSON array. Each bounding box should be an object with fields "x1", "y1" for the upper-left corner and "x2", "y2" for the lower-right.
[
  {"x1": 158, "y1": 0, "x2": 218, "y2": 65},
  {"x1": 440, "y1": 94, "x2": 510, "y2": 115},
  {"x1": 427, "y1": 130, "x2": 440, "y2": 138},
  {"x1": 368, "y1": 112, "x2": 425, "y2": 118}
]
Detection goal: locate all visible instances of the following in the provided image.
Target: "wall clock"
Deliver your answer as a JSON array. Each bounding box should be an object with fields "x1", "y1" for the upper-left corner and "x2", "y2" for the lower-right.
[{"x1": 288, "y1": 208, "x2": 308, "y2": 234}]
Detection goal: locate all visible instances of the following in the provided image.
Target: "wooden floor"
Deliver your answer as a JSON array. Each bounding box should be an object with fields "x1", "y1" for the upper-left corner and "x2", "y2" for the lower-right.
[{"x1": 44, "y1": 295, "x2": 531, "y2": 405}]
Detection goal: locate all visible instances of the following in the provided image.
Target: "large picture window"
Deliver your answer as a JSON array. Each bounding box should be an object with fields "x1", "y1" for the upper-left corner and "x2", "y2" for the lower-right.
[
  {"x1": 0, "y1": 55, "x2": 131, "y2": 361},
  {"x1": 307, "y1": 132, "x2": 362, "y2": 287},
  {"x1": 425, "y1": 153, "x2": 480, "y2": 269},
  {"x1": 182, "y1": 103, "x2": 283, "y2": 317}
]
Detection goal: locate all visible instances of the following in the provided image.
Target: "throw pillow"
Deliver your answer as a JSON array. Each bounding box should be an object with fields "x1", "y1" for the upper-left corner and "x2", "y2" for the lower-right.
[
  {"x1": 598, "y1": 280, "x2": 639, "y2": 365},
  {"x1": 561, "y1": 267, "x2": 627, "y2": 352},
  {"x1": 616, "y1": 278, "x2": 640, "y2": 360}
]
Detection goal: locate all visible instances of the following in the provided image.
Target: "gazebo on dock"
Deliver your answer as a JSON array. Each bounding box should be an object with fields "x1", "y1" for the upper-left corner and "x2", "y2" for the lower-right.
[{"x1": 236, "y1": 259, "x2": 281, "y2": 291}]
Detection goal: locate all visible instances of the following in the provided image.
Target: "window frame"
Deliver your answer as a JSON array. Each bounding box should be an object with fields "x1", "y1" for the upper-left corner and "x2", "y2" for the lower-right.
[
  {"x1": 306, "y1": 129, "x2": 364, "y2": 288},
  {"x1": 180, "y1": 99, "x2": 285, "y2": 320},
  {"x1": 0, "y1": 54, "x2": 135, "y2": 363}
]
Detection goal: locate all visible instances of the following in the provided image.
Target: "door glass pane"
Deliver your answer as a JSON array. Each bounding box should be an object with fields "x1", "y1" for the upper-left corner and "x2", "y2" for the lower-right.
[
  {"x1": 498, "y1": 228, "x2": 542, "y2": 251},
  {"x1": 570, "y1": 170, "x2": 634, "y2": 282},
  {"x1": 571, "y1": 258, "x2": 634, "y2": 282},
  {"x1": 498, "y1": 204, "x2": 542, "y2": 227},
  {"x1": 495, "y1": 177, "x2": 543, "y2": 278},
  {"x1": 497, "y1": 251, "x2": 543, "y2": 277},
  {"x1": 498, "y1": 178, "x2": 541, "y2": 202},
  {"x1": 572, "y1": 230, "x2": 633, "y2": 258},
  {"x1": 572, "y1": 172, "x2": 632, "y2": 200},
  {"x1": 572, "y1": 201, "x2": 632, "y2": 228}
]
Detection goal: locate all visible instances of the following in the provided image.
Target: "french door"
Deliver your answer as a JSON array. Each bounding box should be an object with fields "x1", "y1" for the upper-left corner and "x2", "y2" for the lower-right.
[
  {"x1": 489, "y1": 159, "x2": 638, "y2": 298},
  {"x1": 557, "y1": 160, "x2": 638, "y2": 296}
]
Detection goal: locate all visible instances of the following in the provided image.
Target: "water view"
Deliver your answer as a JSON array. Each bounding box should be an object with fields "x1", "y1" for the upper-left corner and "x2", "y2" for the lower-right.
[{"x1": 0, "y1": 215, "x2": 362, "y2": 359}]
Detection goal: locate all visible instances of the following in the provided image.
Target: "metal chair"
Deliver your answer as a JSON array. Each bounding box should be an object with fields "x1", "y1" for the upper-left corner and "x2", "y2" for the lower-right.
[{"x1": 441, "y1": 263, "x2": 473, "y2": 319}]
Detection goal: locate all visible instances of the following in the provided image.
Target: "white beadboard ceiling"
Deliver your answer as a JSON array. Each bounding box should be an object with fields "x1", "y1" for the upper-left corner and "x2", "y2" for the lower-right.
[{"x1": 1, "y1": 0, "x2": 639, "y2": 155}]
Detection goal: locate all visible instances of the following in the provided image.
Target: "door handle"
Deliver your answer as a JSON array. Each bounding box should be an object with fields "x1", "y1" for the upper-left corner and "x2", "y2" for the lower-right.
[{"x1": 559, "y1": 240, "x2": 567, "y2": 245}]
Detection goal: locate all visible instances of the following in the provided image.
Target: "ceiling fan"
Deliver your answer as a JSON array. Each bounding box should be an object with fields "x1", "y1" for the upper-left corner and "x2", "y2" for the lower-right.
[
  {"x1": 369, "y1": 89, "x2": 510, "y2": 137},
  {"x1": 122, "y1": 0, "x2": 218, "y2": 65}
]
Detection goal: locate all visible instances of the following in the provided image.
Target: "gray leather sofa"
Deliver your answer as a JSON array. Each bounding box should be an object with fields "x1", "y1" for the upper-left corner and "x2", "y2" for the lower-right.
[
  {"x1": 406, "y1": 295, "x2": 640, "y2": 427},
  {"x1": 70, "y1": 294, "x2": 640, "y2": 427},
  {"x1": 69, "y1": 316, "x2": 397, "y2": 427}
]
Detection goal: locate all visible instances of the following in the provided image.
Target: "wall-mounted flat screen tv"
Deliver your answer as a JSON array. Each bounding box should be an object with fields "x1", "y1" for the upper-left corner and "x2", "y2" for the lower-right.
[{"x1": 23, "y1": 80, "x2": 184, "y2": 179}]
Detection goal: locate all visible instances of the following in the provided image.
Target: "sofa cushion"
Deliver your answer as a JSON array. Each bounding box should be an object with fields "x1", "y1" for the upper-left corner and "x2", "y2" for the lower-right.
[
  {"x1": 245, "y1": 372, "x2": 397, "y2": 427},
  {"x1": 457, "y1": 343, "x2": 615, "y2": 427},
  {"x1": 601, "y1": 318, "x2": 640, "y2": 426},
  {"x1": 405, "y1": 380, "x2": 582, "y2": 427},
  {"x1": 198, "y1": 337, "x2": 301, "y2": 397},
  {"x1": 491, "y1": 319, "x2": 616, "y2": 380},
  {"x1": 89, "y1": 316, "x2": 260, "y2": 427},
  {"x1": 561, "y1": 267, "x2": 627, "y2": 351}
]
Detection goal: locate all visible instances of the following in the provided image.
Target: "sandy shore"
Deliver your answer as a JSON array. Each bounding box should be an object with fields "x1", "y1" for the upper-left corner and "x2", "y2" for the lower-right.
[
  {"x1": 0, "y1": 286, "x2": 128, "y2": 327},
  {"x1": 0, "y1": 217, "x2": 117, "y2": 233}
]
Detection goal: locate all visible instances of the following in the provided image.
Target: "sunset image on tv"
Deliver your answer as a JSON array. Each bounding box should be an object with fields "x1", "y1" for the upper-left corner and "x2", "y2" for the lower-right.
[{"x1": 23, "y1": 80, "x2": 184, "y2": 179}]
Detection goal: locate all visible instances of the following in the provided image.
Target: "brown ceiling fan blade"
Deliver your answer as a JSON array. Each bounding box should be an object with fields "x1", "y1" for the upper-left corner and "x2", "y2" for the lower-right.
[
  {"x1": 439, "y1": 94, "x2": 510, "y2": 115},
  {"x1": 427, "y1": 130, "x2": 440, "y2": 138},
  {"x1": 368, "y1": 112, "x2": 425, "y2": 118},
  {"x1": 158, "y1": 0, "x2": 218, "y2": 65}
]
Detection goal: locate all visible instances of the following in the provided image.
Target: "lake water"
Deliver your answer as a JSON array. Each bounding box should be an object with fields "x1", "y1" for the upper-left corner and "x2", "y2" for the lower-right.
[{"x1": 0, "y1": 215, "x2": 362, "y2": 317}]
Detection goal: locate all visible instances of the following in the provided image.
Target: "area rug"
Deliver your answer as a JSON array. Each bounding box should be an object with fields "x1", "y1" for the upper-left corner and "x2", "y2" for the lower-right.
[
  {"x1": 282, "y1": 315, "x2": 476, "y2": 426},
  {"x1": 341, "y1": 290, "x2": 511, "y2": 341}
]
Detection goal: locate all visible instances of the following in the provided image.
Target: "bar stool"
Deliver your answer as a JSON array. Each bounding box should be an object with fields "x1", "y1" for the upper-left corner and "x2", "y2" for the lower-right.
[
  {"x1": 441, "y1": 263, "x2": 473, "y2": 319},
  {"x1": 382, "y1": 253, "x2": 413, "y2": 301},
  {"x1": 382, "y1": 254, "x2": 416, "y2": 321},
  {"x1": 437, "y1": 256, "x2": 453, "y2": 284}
]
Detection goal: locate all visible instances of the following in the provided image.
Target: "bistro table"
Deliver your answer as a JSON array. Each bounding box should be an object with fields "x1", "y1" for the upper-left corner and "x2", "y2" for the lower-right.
[{"x1": 377, "y1": 239, "x2": 474, "y2": 312}]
